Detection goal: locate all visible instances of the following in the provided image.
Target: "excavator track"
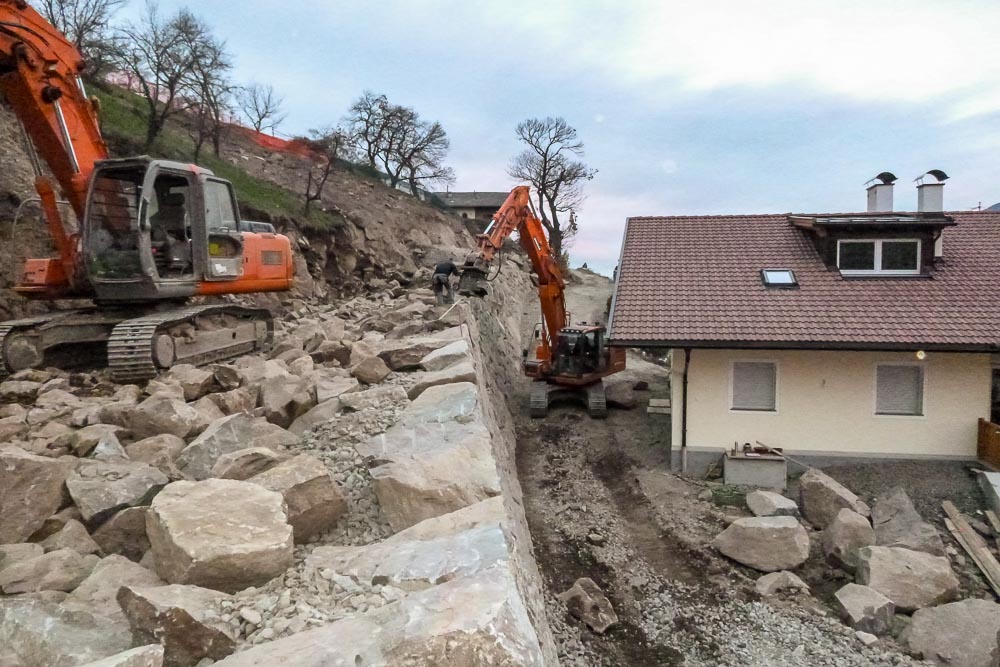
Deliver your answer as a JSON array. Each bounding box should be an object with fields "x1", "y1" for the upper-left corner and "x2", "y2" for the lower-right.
[
  {"x1": 587, "y1": 381, "x2": 608, "y2": 419},
  {"x1": 529, "y1": 382, "x2": 550, "y2": 419},
  {"x1": 0, "y1": 314, "x2": 63, "y2": 378},
  {"x1": 108, "y1": 304, "x2": 273, "y2": 383}
]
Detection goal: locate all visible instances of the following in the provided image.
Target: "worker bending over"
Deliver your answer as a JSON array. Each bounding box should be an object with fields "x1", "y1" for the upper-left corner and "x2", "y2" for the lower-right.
[{"x1": 432, "y1": 258, "x2": 460, "y2": 304}]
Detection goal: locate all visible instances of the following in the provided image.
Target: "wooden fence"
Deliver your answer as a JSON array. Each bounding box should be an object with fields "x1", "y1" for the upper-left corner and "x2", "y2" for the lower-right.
[{"x1": 978, "y1": 418, "x2": 1000, "y2": 470}]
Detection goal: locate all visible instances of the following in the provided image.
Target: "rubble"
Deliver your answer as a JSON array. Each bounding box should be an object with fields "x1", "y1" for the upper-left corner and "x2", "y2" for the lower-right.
[
  {"x1": 146, "y1": 479, "x2": 294, "y2": 592},
  {"x1": 80, "y1": 645, "x2": 165, "y2": 667},
  {"x1": 40, "y1": 519, "x2": 101, "y2": 555},
  {"x1": 176, "y1": 414, "x2": 296, "y2": 480},
  {"x1": 350, "y1": 355, "x2": 391, "y2": 384},
  {"x1": 248, "y1": 454, "x2": 348, "y2": 542},
  {"x1": 418, "y1": 338, "x2": 470, "y2": 371},
  {"x1": 64, "y1": 555, "x2": 163, "y2": 620},
  {"x1": 0, "y1": 598, "x2": 132, "y2": 666},
  {"x1": 125, "y1": 395, "x2": 202, "y2": 440},
  {"x1": 755, "y1": 570, "x2": 809, "y2": 596},
  {"x1": 0, "y1": 548, "x2": 99, "y2": 593},
  {"x1": 92, "y1": 506, "x2": 150, "y2": 562},
  {"x1": 211, "y1": 447, "x2": 289, "y2": 480}
]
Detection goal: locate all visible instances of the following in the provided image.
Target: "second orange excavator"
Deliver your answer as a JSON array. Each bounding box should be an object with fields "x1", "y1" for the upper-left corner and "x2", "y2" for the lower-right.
[
  {"x1": 0, "y1": 1, "x2": 293, "y2": 380},
  {"x1": 459, "y1": 185, "x2": 625, "y2": 417}
]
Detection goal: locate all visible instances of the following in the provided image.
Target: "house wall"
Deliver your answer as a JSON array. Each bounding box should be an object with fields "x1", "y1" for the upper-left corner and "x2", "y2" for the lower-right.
[{"x1": 670, "y1": 348, "x2": 991, "y2": 462}]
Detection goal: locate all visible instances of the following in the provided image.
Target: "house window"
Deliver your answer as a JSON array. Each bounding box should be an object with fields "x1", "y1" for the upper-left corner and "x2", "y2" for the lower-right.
[
  {"x1": 837, "y1": 239, "x2": 920, "y2": 275},
  {"x1": 876, "y1": 364, "x2": 924, "y2": 416},
  {"x1": 731, "y1": 361, "x2": 777, "y2": 412}
]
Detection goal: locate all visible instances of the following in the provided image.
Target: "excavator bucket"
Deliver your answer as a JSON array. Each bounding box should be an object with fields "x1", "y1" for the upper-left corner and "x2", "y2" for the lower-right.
[{"x1": 458, "y1": 264, "x2": 490, "y2": 297}]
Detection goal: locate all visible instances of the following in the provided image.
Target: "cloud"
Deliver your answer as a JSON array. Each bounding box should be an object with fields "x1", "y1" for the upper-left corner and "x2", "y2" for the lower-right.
[{"x1": 660, "y1": 159, "x2": 678, "y2": 175}]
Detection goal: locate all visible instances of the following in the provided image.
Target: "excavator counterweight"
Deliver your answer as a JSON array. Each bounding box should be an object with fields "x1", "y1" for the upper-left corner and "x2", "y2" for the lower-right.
[
  {"x1": 0, "y1": 1, "x2": 294, "y2": 379},
  {"x1": 460, "y1": 185, "x2": 625, "y2": 418}
]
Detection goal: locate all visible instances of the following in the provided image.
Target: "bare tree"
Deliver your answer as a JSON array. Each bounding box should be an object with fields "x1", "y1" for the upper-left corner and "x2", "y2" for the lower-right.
[
  {"x1": 186, "y1": 36, "x2": 233, "y2": 161},
  {"x1": 508, "y1": 117, "x2": 595, "y2": 261},
  {"x1": 346, "y1": 90, "x2": 390, "y2": 170},
  {"x1": 34, "y1": 0, "x2": 125, "y2": 77},
  {"x1": 400, "y1": 120, "x2": 455, "y2": 195},
  {"x1": 346, "y1": 92, "x2": 454, "y2": 193},
  {"x1": 115, "y1": 3, "x2": 220, "y2": 149},
  {"x1": 301, "y1": 127, "x2": 347, "y2": 214},
  {"x1": 237, "y1": 83, "x2": 286, "y2": 134}
]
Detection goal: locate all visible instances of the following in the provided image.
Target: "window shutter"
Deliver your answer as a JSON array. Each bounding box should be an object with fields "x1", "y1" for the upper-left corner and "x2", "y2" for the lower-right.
[
  {"x1": 732, "y1": 362, "x2": 777, "y2": 411},
  {"x1": 876, "y1": 365, "x2": 923, "y2": 415}
]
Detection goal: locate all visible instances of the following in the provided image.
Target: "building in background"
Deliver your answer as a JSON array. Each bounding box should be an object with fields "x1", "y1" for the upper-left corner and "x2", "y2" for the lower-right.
[
  {"x1": 434, "y1": 191, "x2": 509, "y2": 233},
  {"x1": 608, "y1": 172, "x2": 1000, "y2": 472}
]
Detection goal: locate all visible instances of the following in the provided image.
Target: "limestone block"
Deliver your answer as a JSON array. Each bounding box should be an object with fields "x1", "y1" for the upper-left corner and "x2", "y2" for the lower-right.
[
  {"x1": 67, "y1": 460, "x2": 168, "y2": 524},
  {"x1": 418, "y1": 339, "x2": 470, "y2": 372},
  {"x1": 872, "y1": 487, "x2": 945, "y2": 557},
  {"x1": 210, "y1": 447, "x2": 288, "y2": 480},
  {"x1": 798, "y1": 468, "x2": 870, "y2": 529},
  {"x1": 0, "y1": 446, "x2": 72, "y2": 543},
  {"x1": 0, "y1": 599, "x2": 132, "y2": 667},
  {"x1": 833, "y1": 583, "x2": 895, "y2": 636},
  {"x1": 92, "y1": 506, "x2": 150, "y2": 562},
  {"x1": 856, "y1": 546, "x2": 959, "y2": 612},
  {"x1": 901, "y1": 598, "x2": 1000, "y2": 667},
  {"x1": 146, "y1": 479, "x2": 293, "y2": 592},
  {"x1": 822, "y1": 508, "x2": 875, "y2": 572},
  {"x1": 249, "y1": 454, "x2": 347, "y2": 542},
  {"x1": 712, "y1": 516, "x2": 810, "y2": 572},
  {"x1": 0, "y1": 548, "x2": 99, "y2": 593},
  {"x1": 746, "y1": 490, "x2": 799, "y2": 517},
  {"x1": 40, "y1": 519, "x2": 100, "y2": 555}
]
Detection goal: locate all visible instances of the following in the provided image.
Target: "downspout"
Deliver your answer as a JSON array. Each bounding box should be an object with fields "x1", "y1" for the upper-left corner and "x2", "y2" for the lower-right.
[{"x1": 681, "y1": 347, "x2": 691, "y2": 473}]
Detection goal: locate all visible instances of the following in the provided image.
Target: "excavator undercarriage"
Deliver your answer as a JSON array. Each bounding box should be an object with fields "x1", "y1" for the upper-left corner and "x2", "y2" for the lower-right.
[{"x1": 0, "y1": 304, "x2": 272, "y2": 382}]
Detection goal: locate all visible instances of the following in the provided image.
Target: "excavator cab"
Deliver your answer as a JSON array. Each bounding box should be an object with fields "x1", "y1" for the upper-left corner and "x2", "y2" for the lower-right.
[{"x1": 80, "y1": 157, "x2": 269, "y2": 304}]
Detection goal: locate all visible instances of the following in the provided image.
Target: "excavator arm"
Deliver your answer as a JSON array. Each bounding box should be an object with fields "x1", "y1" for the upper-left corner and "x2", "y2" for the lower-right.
[
  {"x1": 0, "y1": 0, "x2": 110, "y2": 291},
  {"x1": 460, "y1": 185, "x2": 567, "y2": 369}
]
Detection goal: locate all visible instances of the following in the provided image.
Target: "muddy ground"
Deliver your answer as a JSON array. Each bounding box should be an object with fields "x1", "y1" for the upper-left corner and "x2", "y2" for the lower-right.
[{"x1": 513, "y1": 270, "x2": 936, "y2": 666}]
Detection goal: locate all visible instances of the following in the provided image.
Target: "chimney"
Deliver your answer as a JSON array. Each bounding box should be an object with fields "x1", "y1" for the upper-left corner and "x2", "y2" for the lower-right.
[
  {"x1": 866, "y1": 171, "x2": 897, "y2": 212},
  {"x1": 915, "y1": 170, "x2": 949, "y2": 257}
]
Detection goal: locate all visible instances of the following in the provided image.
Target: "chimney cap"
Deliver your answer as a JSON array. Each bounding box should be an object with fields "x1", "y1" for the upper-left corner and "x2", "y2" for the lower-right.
[
  {"x1": 866, "y1": 172, "x2": 898, "y2": 187},
  {"x1": 914, "y1": 169, "x2": 949, "y2": 184}
]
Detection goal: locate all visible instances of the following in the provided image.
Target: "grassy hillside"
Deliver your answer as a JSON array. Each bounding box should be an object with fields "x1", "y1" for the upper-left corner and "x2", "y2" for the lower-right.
[{"x1": 90, "y1": 83, "x2": 337, "y2": 229}]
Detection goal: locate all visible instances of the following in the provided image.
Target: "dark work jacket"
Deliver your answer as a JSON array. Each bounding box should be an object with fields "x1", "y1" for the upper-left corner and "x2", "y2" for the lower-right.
[{"x1": 433, "y1": 261, "x2": 460, "y2": 276}]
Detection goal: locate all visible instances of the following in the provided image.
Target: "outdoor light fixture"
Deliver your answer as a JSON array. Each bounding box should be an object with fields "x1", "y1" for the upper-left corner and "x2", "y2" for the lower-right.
[{"x1": 915, "y1": 350, "x2": 927, "y2": 360}]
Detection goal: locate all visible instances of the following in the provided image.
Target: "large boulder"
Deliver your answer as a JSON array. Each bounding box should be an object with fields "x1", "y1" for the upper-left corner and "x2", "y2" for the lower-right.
[
  {"x1": 856, "y1": 546, "x2": 959, "y2": 612},
  {"x1": 64, "y1": 555, "x2": 163, "y2": 621},
  {"x1": 259, "y1": 373, "x2": 315, "y2": 428},
  {"x1": 901, "y1": 598, "x2": 1000, "y2": 666},
  {"x1": 176, "y1": 414, "x2": 296, "y2": 481},
  {"x1": 288, "y1": 399, "x2": 342, "y2": 436},
  {"x1": 406, "y1": 362, "x2": 476, "y2": 400},
  {"x1": 0, "y1": 446, "x2": 72, "y2": 543},
  {"x1": 207, "y1": 386, "x2": 259, "y2": 416},
  {"x1": 91, "y1": 506, "x2": 150, "y2": 562},
  {"x1": 307, "y1": 523, "x2": 508, "y2": 591},
  {"x1": 557, "y1": 577, "x2": 619, "y2": 634},
  {"x1": 125, "y1": 396, "x2": 201, "y2": 440},
  {"x1": 822, "y1": 508, "x2": 875, "y2": 572},
  {"x1": 67, "y1": 460, "x2": 168, "y2": 525},
  {"x1": 212, "y1": 566, "x2": 543, "y2": 666},
  {"x1": 833, "y1": 583, "x2": 895, "y2": 635},
  {"x1": 712, "y1": 516, "x2": 810, "y2": 572},
  {"x1": 313, "y1": 374, "x2": 359, "y2": 404},
  {"x1": 339, "y1": 384, "x2": 408, "y2": 413},
  {"x1": 118, "y1": 584, "x2": 236, "y2": 667},
  {"x1": 798, "y1": 468, "x2": 870, "y2": 529},
  {"x1": 418, "y1": 339, "x2": 470, "y2": 372},
  {"x1": 0, "y1": 543, "x2": 44, "y2": 573},
  {"x1": 249, "y1": 454, "x2": 347, "y2": 543},
  {"x1": 377, "y1": 337, "x2": 454, "y2": 371},
  {"x1": 872, "y1": 487, "x2": 945, "y2": 557},
  {"x1": 746, "y1": 490, "x2": 799, "y2": 517},
  {"x1": 0, "y1": 599, "x2": 132, "y2": 667},
  {"x1": 60, "y1": 424, "x2": 128, "y2": 457},
  {"x1": 146, "y1": 479, "x2": 293, "y2": 592},
  {"x1": 0, "y1": 548, "x2": 99, "y2": 593}
]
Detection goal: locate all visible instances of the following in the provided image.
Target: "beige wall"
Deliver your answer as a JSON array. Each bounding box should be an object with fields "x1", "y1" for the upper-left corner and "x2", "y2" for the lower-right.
[{"x1": 670, "y1": 348, "x2": 991, "y2": 459}]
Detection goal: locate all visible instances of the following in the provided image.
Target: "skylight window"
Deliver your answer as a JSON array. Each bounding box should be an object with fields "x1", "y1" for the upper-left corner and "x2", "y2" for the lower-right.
[{"x1": 761, "y1": 269, "x2": 798, "y2": 288}]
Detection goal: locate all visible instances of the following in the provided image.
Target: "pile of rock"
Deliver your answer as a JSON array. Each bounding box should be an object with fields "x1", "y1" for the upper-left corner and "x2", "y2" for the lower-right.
[
  {"x1": 0, "y1": 282, "x2": 551, "y2": 666},
  {"x1": 711, "y1": 468, "x2": 1000, "y2": 663}
]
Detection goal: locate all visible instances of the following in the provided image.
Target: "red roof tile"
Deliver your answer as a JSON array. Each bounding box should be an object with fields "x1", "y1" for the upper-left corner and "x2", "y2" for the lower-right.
[{"x1": 608, "y1": 211, "x2": 1000, "y2": 350}]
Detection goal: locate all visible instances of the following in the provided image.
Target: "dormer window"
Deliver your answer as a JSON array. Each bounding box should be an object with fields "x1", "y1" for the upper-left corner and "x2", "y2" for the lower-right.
[{"x1": 837, "y1": 239, "x2": 920, "y2": 276}]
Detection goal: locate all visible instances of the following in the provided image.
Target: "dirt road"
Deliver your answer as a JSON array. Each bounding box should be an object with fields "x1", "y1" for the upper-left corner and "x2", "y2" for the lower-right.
[{"x1": 513, "y1": 270, "x2": 920, "y2": 666}]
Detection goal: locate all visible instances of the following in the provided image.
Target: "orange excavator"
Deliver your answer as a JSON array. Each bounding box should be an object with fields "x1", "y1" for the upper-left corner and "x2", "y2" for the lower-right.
[
  {"x1": 459, "y1": 185, "x2": 625, "y2": 417},
  {"x1": 0, "y1": 1, "x2": 293, "y2": 380}
]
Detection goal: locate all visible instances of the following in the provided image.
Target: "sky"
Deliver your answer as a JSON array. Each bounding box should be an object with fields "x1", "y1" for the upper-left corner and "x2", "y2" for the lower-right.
[{"x1": 128, "y1": 1, "x2": 1000, "y2": 275}]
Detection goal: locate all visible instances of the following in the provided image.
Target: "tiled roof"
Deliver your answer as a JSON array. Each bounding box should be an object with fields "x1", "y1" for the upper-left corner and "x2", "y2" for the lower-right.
[
  {"x1": 608, "y1": 211, "x2": 1000, "y2": 350},
  {"x1": 433, "y1": 191, "x2": 509, "y2": 209}
]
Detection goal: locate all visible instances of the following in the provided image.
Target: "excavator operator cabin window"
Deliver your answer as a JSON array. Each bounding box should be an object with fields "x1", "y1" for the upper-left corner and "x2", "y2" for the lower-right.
[
  {"x1": 87, "y1": 167, "x2": 143, "y2": 279},
  {"x1": 204, "y1": 180, "x2": 238, "y2": 234},
  {"x1": 148, "y1": 174, "x2": 193, "y2": 279}
]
